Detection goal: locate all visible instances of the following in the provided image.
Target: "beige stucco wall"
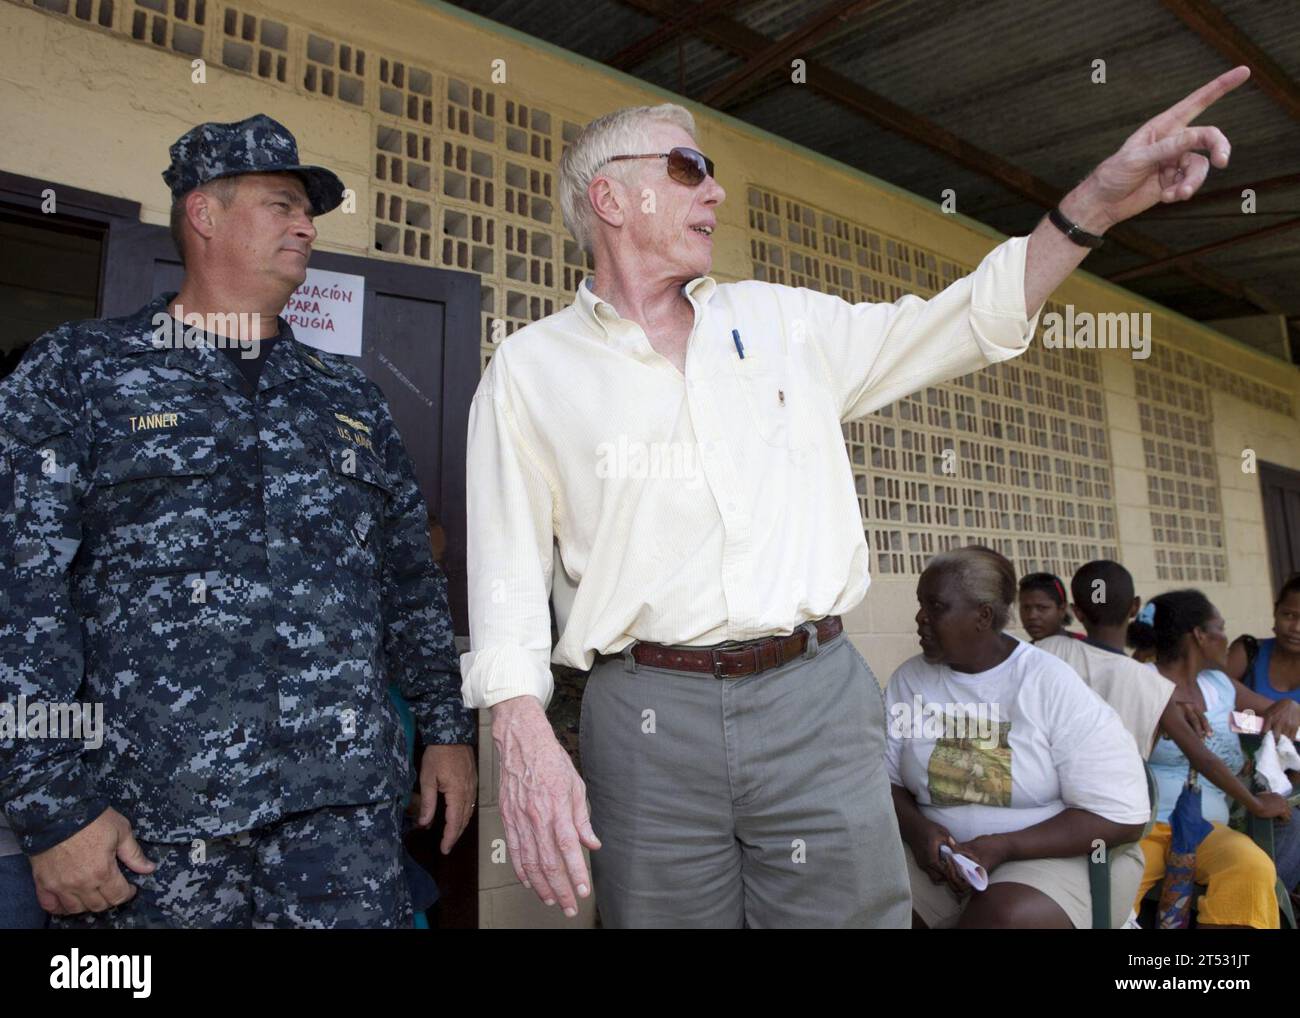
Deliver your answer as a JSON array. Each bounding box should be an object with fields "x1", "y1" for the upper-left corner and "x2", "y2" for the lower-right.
[{"x1": 2, "y1": 0, "x2": 1297, "y2": 928}]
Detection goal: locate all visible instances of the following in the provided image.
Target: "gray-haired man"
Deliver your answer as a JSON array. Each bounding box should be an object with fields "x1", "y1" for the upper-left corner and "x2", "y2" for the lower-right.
[{"x1": 462, "y1": 69, "x2": 1248, "y2": 927}]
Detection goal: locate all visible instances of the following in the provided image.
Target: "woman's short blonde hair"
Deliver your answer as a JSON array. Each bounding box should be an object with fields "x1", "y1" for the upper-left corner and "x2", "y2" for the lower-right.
[{"x1": 558, "y1": 103, "x2": 697, "y2": 255}]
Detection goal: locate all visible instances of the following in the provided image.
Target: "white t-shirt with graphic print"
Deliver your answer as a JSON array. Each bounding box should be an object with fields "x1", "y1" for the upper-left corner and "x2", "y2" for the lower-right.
[{"x1": 885, "y1": 639, "x2": 1149, "y2": 845}]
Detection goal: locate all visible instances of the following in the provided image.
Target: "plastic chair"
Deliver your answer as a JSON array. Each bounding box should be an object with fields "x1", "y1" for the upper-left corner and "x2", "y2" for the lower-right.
[
  {"x1": 1235, "y1": 731, "x2": 1296, "y2": 929},
  {"x1": 1089, "y1": 761, "x2": 1158, "y2": 929},
  {"x1": 1132, "y1": 738, "x2": 1296, "y2": 930},
  {"x1": 1243, "y1": 804, "x2": 1297, "y2": 929}
]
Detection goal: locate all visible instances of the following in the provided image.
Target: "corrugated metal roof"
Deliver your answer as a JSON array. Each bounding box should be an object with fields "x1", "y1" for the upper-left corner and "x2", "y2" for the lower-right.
[{"x1": 449, "y1": 0, "x2": 1300, "y2": 342}]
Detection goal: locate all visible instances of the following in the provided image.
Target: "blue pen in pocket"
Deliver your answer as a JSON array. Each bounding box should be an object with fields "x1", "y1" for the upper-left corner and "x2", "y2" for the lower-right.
[{"x1": 732, "y1": 329, "x2": 745, "y2": 359}]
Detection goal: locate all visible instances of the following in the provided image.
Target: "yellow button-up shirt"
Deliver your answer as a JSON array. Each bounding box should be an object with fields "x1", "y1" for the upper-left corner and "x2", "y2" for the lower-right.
[{"x1": 461, "y1": 235, "x2": 1043, "y2": 707}]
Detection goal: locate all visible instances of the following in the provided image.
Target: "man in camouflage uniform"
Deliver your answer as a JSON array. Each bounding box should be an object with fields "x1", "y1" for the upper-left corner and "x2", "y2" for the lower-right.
[{"x1": 0, "y1": 114, "x2": 476, "y2": 927}]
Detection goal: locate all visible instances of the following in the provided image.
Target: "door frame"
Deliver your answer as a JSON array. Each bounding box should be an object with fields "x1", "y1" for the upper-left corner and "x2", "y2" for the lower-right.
[
  {"x1": 1260, "y1": 460, "x2": 1300, "y2": 593},
  {"x1": 0, "y1": 169, "x2": 143, "y2": 318}
]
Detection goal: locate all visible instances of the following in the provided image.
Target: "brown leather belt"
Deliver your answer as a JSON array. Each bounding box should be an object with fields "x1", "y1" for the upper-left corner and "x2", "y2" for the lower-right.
[{"x1": 624, "y1": 616, "x2": 843, "y2": 679}]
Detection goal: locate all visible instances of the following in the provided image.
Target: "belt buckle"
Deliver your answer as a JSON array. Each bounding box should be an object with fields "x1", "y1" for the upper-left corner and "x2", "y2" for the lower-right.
[{"x1": 711, "y1": 641, "x2": 761, "y2": 680}]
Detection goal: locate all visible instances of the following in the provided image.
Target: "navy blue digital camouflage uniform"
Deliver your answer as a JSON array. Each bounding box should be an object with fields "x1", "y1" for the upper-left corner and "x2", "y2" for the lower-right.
[
  {"x1": 0, "y1": 298, "x2": 474, "y2": 927},
  {"x1": 0, "y1": 115, "x2": 474, "y2": 927}
]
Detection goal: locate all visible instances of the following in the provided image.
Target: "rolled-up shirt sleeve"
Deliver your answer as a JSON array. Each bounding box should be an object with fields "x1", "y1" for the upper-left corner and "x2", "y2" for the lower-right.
[
  {"x1": 459, "y1": 366, "x2": 558, "y2": 710},
  {"x1": 802, "y1": 235, "x2": 1044, "y2": 422}
]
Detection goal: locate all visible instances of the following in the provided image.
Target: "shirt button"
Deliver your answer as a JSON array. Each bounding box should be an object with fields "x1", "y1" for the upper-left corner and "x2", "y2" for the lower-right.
[{"x1": 725, "y1": 501, "x2": 737, "y2": 513}]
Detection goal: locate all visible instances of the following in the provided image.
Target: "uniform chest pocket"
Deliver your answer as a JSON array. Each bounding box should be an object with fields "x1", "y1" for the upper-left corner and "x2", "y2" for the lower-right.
[
  {"x1": 732, "y1": 352, "x2": 812, "y2": 452},
  {"x1": 324, "y1": 443, "x2": 393, "y2": 551},
  {"x1": 93, "y1": 430, "x2": 219, "y2": 486},
  {"x1": 89, "y1": 430, "x2": 220, "y2": 577}
]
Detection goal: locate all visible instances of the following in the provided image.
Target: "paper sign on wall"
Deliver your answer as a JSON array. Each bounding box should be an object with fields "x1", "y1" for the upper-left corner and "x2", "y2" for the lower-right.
[{"x1": 281, "y1": 268, "x2": 365, "y2": 357}]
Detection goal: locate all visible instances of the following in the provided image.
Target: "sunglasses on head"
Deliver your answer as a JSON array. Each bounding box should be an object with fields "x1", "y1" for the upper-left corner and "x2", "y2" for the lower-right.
[{"x1": 604, "y1": 146, "x2": 715, "y2": 186}]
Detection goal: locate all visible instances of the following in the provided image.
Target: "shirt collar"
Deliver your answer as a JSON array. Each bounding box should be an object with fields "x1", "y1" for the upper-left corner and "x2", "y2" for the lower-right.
[
  {"x1": 1083, "y1": 636, "x2": 1127, "y2": 656},
  {"x1": 575, "y1": 274, "x2": 717, "y2": 341}
]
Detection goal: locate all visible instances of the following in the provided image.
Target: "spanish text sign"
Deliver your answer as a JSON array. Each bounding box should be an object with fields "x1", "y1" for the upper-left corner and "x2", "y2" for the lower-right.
[{"x1": 282, "y1": 268, "x2": 365, "y2": 357}]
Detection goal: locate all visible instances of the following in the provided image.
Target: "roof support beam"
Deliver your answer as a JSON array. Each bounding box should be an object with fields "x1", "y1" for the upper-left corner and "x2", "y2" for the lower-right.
[
  {"x1": 606, "y1": 0, "x2": 745, "y2": 71},
  {"x1": 1160, "y1": 0, "x2": 1300, "y2": 122},
  {"x1": 1143, "y1": 171, "x2": 1300, "y2": 213},
  {"x1": 1108, "y1": 216, "x2": 1300, "y2": 283},
  {"x1": 699, "y1": 0, "x2": 880, "y2": 108}
]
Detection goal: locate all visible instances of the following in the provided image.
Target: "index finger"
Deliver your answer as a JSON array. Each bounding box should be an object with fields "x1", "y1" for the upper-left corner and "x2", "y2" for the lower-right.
[{"x1": 1151, "y1": 65, "x2": 1250, "y2": 132}]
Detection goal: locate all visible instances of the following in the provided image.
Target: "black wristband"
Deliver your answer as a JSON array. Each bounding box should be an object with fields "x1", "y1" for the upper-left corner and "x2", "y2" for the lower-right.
[{"x1": 1048, "y1": 206, "x2": 1105, "y2": 249}]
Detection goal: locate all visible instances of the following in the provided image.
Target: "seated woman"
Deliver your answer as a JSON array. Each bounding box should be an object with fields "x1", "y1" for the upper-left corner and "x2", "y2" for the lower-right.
[
  {"x1": 1017, "y1": 571, "x2": 1083, "y2": 643},
  {"x1": 1225, "y1": 574, "x2": 1300, "y2": 898},
  {"x1": 887, "y1": 546, "x2": 1150, "y2": 929},
  {"x1": 1227, "y1": 573, "x2": 1300, "y2": 702},
  {"x1": 1130, "y1": 589, "x2": 1290, "y2": 929}
]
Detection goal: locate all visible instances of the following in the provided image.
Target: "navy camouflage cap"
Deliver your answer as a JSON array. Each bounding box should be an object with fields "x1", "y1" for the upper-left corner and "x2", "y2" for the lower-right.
[{"x1": 162, "y1": 113, "x2": 345, "y2": 216}]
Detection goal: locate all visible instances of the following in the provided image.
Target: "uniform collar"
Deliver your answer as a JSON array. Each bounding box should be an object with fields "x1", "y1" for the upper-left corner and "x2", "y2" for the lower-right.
[
  {"x1": 117, "y1": 293, "x2": 184, "y2": 355},
  {"x1": 118, "y1": 292, "x2": 338, "y2": 392},
  {"x1": 259, "y1": 321, "x2": 342, "y2": 391}
]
